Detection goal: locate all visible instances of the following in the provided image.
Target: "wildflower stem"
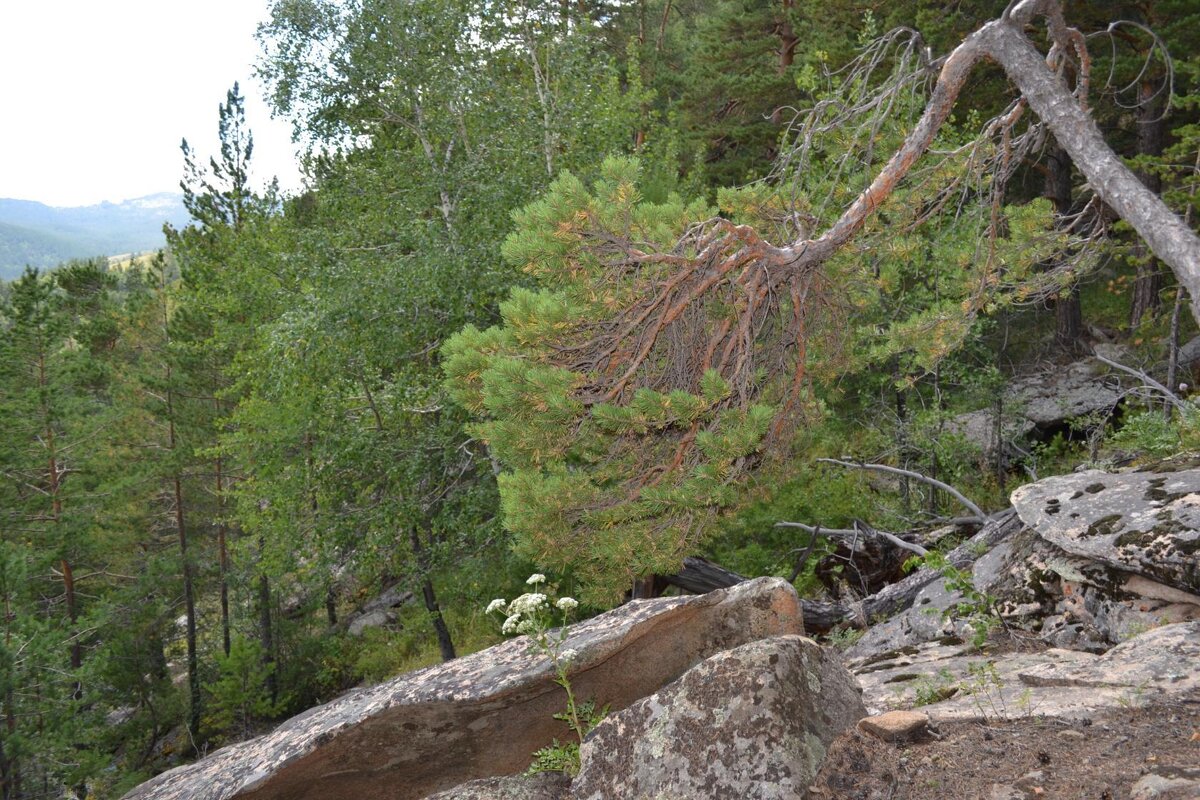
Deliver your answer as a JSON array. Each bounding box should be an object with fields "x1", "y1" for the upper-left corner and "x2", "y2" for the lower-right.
[{"x1": 555, "y1": 660, "x2": 585, "y2": 746}]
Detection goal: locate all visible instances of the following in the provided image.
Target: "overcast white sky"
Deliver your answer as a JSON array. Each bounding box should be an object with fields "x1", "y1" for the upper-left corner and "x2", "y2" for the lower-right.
[{"x1": 0, "y1": 0, "x2": 303, "y2": 207}]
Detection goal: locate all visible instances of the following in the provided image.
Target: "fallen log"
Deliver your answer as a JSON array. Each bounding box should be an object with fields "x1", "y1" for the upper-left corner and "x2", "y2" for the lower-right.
[
  {"x1": 806, "y1": 509, "x2": 1019, "y2": 633},
  {"x1": 657, "y1": 509, "x2": 1021, "y2": 634},
  {"x1": 661, "y1": 556, "x2": 747, "y2": 595}
]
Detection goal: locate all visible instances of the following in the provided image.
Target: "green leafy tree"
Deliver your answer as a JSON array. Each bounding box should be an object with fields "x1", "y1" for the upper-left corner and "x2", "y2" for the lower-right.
[
  {"x1": 205, "y1": 636, "x2": 279, "y2": 740},
  {"x1": 109, "y1": 253, "x2": 220, "y2": 745},
  {"x1": 443, "y1": 158, "x2": 788, "y2": 600},
  {"x1": 246, "y1": 0, "x2": 669, "y2": 653}
]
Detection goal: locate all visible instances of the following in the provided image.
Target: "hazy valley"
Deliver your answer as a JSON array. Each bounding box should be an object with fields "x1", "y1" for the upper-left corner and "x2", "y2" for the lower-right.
[{"x1": 0, "y1": 193, "x2": 188, "y2": 278}]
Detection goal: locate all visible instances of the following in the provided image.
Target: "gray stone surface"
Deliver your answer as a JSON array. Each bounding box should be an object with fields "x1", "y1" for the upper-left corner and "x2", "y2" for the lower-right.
[
  {"x1": 1018, "y1": 620, "x2": 1200, "y2": 694},
  {"x1": 973, "y1": 524, "x2": 1200, "y2": 648},
  {"x1": 572, "y1": 635, "x2": 863, "y2": 800},
  {"x1": 1008, "y1": 359, "x2": 1122, "y2": 428},
  {"x1": 1011, "y1": 467, "x2": 1200, "y2": 593},
  {"x1": 841, "y1": 575, "x2": 967, "y2": 659},
  {"x1": 948, "y1": 358, "x2": 1123, "y2": 458},
  {"x1": 1130, "y1": 766, "x2": 1200, "y2": 800},
  {"x1": 842, "y1": 539, "x2": 1017, "y2": 662},
  {"x1": 424, "y1": 773, "x2": 572, "y2": 800},
  {"x1": 122, "y1": 578, "x2": 803, "y2": 800},
  {"x1": 345, "y1": 585, "x2": 414, "y2": 636},
  {"x1": 1177, "y1": 333, "x2": 1200, "y2": 370},
  {"x1": 852, "y1": 621, "x2": 1200, "y2": 722},
  {"x1": 848, "y1": 639, "x2": 1095, "y2": 717}
]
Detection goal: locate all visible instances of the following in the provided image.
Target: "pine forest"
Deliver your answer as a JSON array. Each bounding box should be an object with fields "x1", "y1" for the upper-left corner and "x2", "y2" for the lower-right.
[{"x1": 3, "y1": 1, "x2": 1200, "y2": 796}]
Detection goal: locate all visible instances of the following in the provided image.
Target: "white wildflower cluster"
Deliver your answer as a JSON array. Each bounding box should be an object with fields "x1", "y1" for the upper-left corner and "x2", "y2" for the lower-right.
[
  {"x1": 483, "y1": 573, "x2": 596, "y2": 769},
  {"x1": 509, "y1": 593, "x2": 548, "y2": 615},
  {"x1": 486, "y1": 575, "x2": 580, "y2": 642},
  {"x1": 497, "y1": 592, "x2": 547, "y2": 636}
]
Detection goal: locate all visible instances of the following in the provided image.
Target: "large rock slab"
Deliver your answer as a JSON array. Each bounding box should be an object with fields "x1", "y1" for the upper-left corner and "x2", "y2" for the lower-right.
[
  {"x1": 852, "y1": 621, "x2": 1200, "y2": 722},
  {"x1": 1017, "y1": 619, "x2": 1200, "y2": 695},
  {"x1": 1011, "y1": 467, "x2": 1200, "y2": 593},
  {"x1": 572, "y1": 635, "x2": 864, "y2": 800},
  {"x1": 1008, "y1": 360, "x2": 1122, "y2": 429},
  {"x1": 849, "y1": 639, "x2": 1096, "y2": 716},
  {"x1": 123, "y1": 578, "x2": 803, "y2": 800}
]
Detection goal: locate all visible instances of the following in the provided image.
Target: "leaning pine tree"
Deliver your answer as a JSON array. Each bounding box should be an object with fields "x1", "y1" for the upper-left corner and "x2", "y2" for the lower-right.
[
  {"x1": 443, "y1": 158, "x2": 804, "y2": 601},
  {"x1": 441, "y1": 154, "x2": 1050, "y2": 601}
]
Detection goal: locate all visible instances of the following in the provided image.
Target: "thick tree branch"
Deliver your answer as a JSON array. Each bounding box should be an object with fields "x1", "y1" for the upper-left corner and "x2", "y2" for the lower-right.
[{"x1": 780, "y1": 0, "x2": 1200, "y2": 321}]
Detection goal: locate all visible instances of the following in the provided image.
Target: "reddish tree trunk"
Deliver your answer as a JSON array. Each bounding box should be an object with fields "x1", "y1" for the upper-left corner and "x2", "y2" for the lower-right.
[
  {"x1": 1045, "y1": 143, "x2": 1084, "y2": 352},
  {"x1": 777, "y1": 0, "x2": 798, "y2": 73}
]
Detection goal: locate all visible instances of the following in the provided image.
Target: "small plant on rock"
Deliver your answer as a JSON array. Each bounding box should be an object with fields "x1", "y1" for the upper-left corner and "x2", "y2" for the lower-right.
[
  {"x1": 912, "y1": 668, "x2": 959, "y2": 706},
  {"x1": 824, "y1": 625, "x2": 866, "y2": 650},
  {"x1": 963, "y1": 660, "x2": 1008, "y2": 720},
  {"x1": 906, "y1": 551, "x2": 1006, "y2": 650},
  {"x1": 487, "y1": 574, "x2": 608, "y2": 776}
]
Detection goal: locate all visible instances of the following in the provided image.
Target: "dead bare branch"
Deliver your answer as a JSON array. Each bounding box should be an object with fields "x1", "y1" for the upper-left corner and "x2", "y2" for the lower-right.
[
  {"x1": 774, "y1": 519, "x2": 929, "y2": 557},
  {"x1": 816, "y1": 457, "x2": 986, "y2": 521},
  {"x1": 770, "y1": 0, "x2": 1200, "y2": 320},
  {"x1": 1093, "y1": 353, "x2": 1189, "y2": 413}
]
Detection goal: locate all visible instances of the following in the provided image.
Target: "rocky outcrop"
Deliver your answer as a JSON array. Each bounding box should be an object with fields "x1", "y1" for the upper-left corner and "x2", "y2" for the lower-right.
[
  {"x1": 124, "y1": 460, "x2": 1200, "y2": 800},
  {"x1": 1010, "y1": 466, "x2": 1200, "y2": 594},
  {"x1": 844, "y1": 462, "x2": 1200, "y2": 660},
  {"x1": 1008, "y1": 360, "x2": 1123, "y2": 430},
  {"x1": 948, "y1": 358, "x2": 1124, "y2": 459},
  {"x1": 841, "y1": 529, "x2": 1019, "y2": 660},
  {"x1": 122, "y1": 578, "x2": 803, "y2": 800},
  {"x1": 851, "y1": 619, "x2": 1200, "y2": 722},
  {"x1": 344, "y1": 584, "x2": 414, "y2": 636},
  {"x1": 834, "y1": 460, "x2": 1200, "y2": 764},
  {"x1": 572, "y1": 636, "x2": 863, "y2": 800}
]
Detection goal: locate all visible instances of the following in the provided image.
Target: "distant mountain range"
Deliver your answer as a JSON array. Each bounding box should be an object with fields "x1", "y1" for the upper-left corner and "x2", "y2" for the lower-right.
[{"x1": 0, "y1": 193, "x2": 192, "y2": 279}]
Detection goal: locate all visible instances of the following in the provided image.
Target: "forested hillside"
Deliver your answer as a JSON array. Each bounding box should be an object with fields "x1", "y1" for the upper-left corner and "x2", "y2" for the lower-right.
[
  {"x1": 0, "y1": 195, "x2": 189, "y2": 278},
  {"x1": 2, "y1": 1, "x2": 1200, "y2": 797}
]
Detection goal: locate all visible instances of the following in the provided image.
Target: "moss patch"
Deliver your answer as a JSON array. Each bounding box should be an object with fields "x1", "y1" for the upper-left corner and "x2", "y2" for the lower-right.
[{"x1": 1085, "y1": 514, "x2": 1125, "y2": 538}]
